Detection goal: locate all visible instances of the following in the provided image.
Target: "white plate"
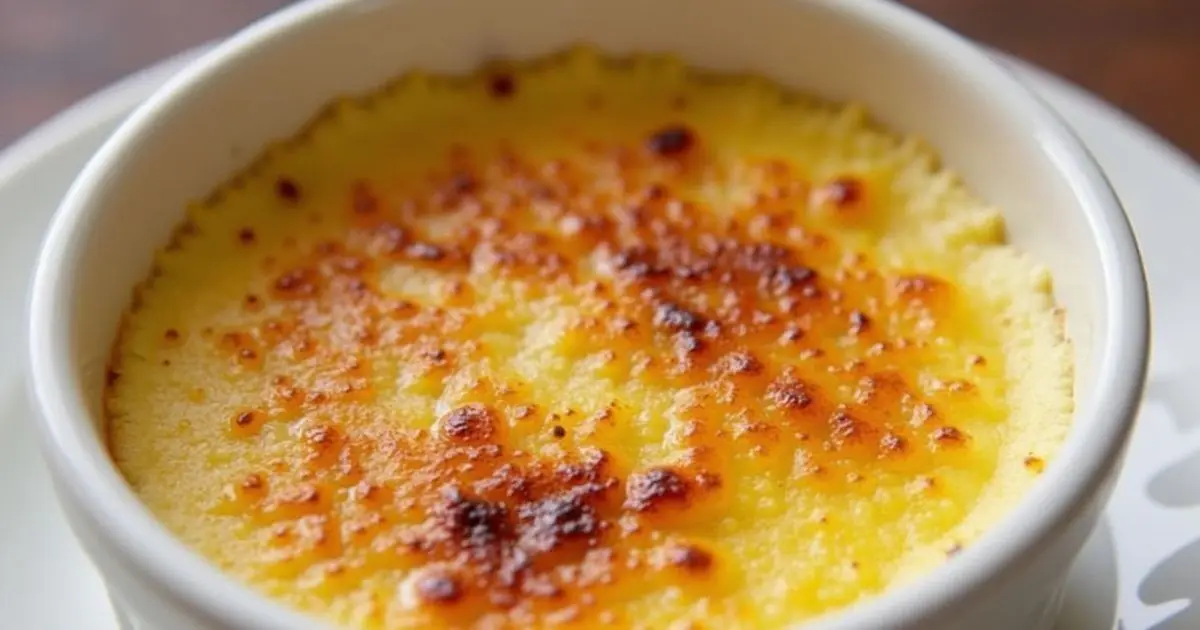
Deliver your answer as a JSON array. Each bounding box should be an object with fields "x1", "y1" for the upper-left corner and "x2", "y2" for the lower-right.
[{"x1": 2, "y1": 48, "x2": 1196, "y2": 630}]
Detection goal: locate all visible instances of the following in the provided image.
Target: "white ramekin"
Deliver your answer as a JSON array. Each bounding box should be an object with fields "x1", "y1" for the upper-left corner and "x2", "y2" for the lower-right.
[{"x1": 26, "y1": 0, "x2": 1149, "y2": 628}]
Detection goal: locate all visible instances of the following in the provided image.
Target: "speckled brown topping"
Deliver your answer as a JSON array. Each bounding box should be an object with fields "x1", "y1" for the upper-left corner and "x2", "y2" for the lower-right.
[
  {"x1": 175, "y1": 135, "x2": 990, "y2": 623},
  {"x1": 105, "y1": 54, "x2": 1064, "y2": 629}
]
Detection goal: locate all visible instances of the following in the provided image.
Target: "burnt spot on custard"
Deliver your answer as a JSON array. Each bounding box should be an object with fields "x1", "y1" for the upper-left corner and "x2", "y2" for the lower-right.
[
  {"x1": 413, "y1": 568, "x2": 465, "y2": 604},
  {"x1": 404, "y1": 242, "x2": 447, "y2": 262},
  {"x1": 646, "y1": 125, "x2": 696, "y2": 157},
  {"x1": 930, "y1": 426, "x2": 968, "y2": 448},
  {"x1": 767, "y1": 376, "x2": 812, "y2": 410},
  {"x1": 654, "y1": 302, "x2": 703, "y2": 332},
  {"x1": 624, "y1": 467, "x2": 691, "y2": 512},
  {"x1": 350, "y1": 181, "x2": 379, "y2": 216},
  {"x1": 229, "y1": 409, "x2": 268, "y2": 437},
  {"x1": 817, "y1": 177, "x2": 863, "y2": 208},
  {"x1": 438, "y1": 403, "x2": 496, "y2": 442},
  {"x1": 488, "y1": 73, "x2": 517, "y2": 99},
  {"x1": 662, "y1": 541, "x2": 714, "y2": 573},
  {"x1": 275, "y1": 177, "x2": 301, "y2": 203},
  {"x1": 272, "y1": 267, "x2": 322, "y2": 299}
]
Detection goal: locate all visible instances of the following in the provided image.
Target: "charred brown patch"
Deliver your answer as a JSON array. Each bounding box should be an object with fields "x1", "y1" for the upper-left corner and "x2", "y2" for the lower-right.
[
  {"x1": 432, "y1": 486, "x2": 510, "y2": 553},
  {"x1": 911, "y1": 402, "x2": 936, "y2": 425},
  {"x1": 488, "y1": 73, "x2": 517, "y2": 99},
  {"x1": 611, "y1": 247, "x2": 668, "y2": 280},
  {"x1": 302, "y1": 424, "x2": 343, "y2": 467},
  {"x1": 274, "y1": 177, "x2": 301, "y2": 202},
  {"x1": 419, "y1": 347, "x2": 449, "y2": 365},
  {"x1": 879, "y1": 432, "x2": 907, "y2": 455},
  {"x1": 761, "y1": 265, "x2": 817, "y2": 296},
  {"x1": 439, "y1": 403, "x2": 496, "y2": 442},
  {"x1": 663, "y1": 542, "x2": 713, "y2": 572},
  {"x1": 713, "y1": 351, "x2": 762, "y2": 377},
  {"x1": 646, "y1": 125, "x2": 696, "y2": 157},
  {"x1": 674, "y1": 332, "x2": 706, "y2": 357},
  {"x1": 624, "y1": 467, "x2": 689, "y2": 512},
  {"x1": 654, "y1": 302, "x2": 703, "y2": 332},
  {"x1": 848, "y1": 310, "x2": 870, "y2": 335},
  {"x1": 350, "y1": 181, "x2": 379, "y2": 215},
  {"x1": 767, "y1": 377, "x2": 812, "y2": 410},
  {"x1": 778, "y1": 325, "x2": 805, "y2": 344},
  {"x1": 327, "y1": 445, "x2": 618, "y2": 607},
  {"x1": 448, "y1": 172, "x2": 478, "y2": 196},
  {"x1": 817, "y1": 177, "x2": 862, "y2": 208},
  {"x1": 414, "y1": 568, "x2": 464, "y2": 605},
  {"x1": 517, "y1": 488, "x2": 603, "y2": 554},
  {"x1": 829, "y1": 410, "x2": 864, "y2": 445},
  {"x1": 554, "y1": 448, "x2": 611, "y2": 486},
  {"x1": 243, "y1": 294, "x2": 263, "y2": 312},
  {"x1": 930, "y1": 426, "x2": 967, "y2": 447},
  {"x1": 229, "y1": 409, "x2": 268, "y2": 437},
  {"x1": 272, "y1": 267, "x2": 321, "y2": 299},
  {"x1": 406, "y1": 242, "x2": 447, "y2": 262}
]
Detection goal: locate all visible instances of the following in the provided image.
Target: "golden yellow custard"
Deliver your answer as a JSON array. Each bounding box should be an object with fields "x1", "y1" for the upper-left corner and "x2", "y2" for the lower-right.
[{"x1": 107, "y1": 49, "x2": 1072, "y2": 629}]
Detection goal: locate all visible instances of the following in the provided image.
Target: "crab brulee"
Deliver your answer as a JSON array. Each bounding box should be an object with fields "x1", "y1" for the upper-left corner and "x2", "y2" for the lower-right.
[{"x1": 106, "y1": 50, "x2": 1072, "y2": 629}]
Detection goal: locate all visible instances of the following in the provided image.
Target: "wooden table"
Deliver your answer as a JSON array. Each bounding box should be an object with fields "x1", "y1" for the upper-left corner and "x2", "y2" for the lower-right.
[{"x1": 2, "y1": 0, "x2": 1198, "y2": 160}]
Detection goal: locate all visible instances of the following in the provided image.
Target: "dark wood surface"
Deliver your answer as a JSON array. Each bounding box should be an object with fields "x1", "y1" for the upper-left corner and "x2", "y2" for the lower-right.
[{"x1": 1, "y1": 0, "x2": 1198, "y2": 159}]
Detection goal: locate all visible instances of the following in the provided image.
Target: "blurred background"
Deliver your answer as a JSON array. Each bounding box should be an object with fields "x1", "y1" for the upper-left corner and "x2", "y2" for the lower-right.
[{"x1": 1, "y1": 0, "x2": 1198, "y2": 157}]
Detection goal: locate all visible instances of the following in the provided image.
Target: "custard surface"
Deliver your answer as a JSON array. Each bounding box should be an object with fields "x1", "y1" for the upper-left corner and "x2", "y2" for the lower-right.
[{"x1": 107, "y1": 50, "x2": 1072, "y2": 629}]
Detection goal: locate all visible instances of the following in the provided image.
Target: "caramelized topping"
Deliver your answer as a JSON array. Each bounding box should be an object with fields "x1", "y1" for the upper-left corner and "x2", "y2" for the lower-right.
[
  {"x1": 152, "y1": 139, "x2": 998, "y2": 622},
  {"x1": 107, "y1": 53, "x2": 1049, "y2": 629}
]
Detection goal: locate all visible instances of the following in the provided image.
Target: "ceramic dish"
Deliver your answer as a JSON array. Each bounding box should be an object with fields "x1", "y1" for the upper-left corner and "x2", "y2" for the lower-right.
[{"x1": 26, "y1": 1, "x2": 1149, "y2": 628}]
